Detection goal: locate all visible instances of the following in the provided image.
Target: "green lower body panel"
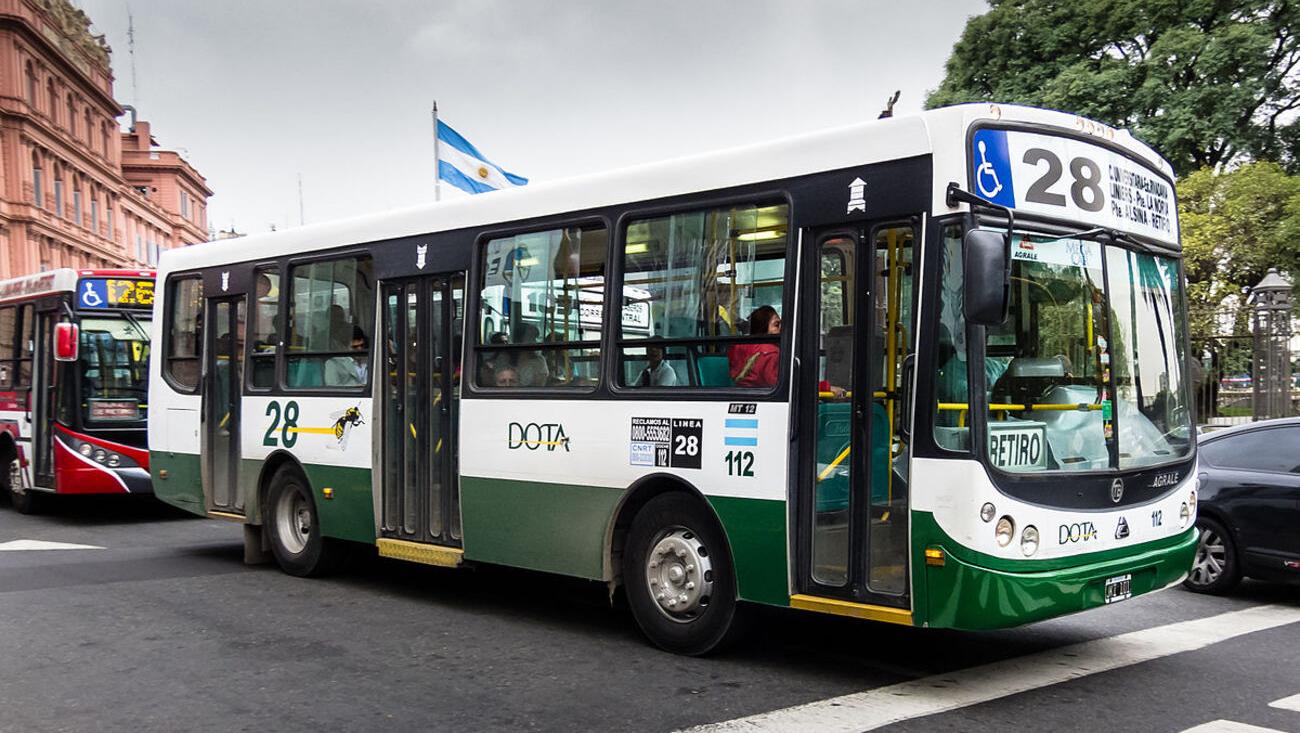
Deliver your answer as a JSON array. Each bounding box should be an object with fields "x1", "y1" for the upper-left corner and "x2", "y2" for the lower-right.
[
  {"x1": 921, "y1": 523, "x2": 1198, "y2": 630},
  {"x1": 460, "y1": 476, "x2": 621, "y2": 579},
  {"x1": 299, "y1": 463, "x2": 376, "y2": 544},
  {"x1": 708, "y1": 496, "x2": 789, "y2": 607},
  {"x1": 150, "y1": 451, "x2": 204, "y2": 516}
]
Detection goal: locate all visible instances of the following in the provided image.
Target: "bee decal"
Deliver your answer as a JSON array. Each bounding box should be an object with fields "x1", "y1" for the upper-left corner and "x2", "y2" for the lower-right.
[{"x1": 328, "y1": 405, "x2": 365, "y2": 450}]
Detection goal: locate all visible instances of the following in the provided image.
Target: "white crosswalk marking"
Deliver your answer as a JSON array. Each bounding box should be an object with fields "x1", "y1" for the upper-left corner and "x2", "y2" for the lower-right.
[
  {"x1": 0, "y1": 539, "x2": 105, "y2": 551},
  {"x1": 1181, "y1": 722, "x2": 1288, "y2": 733},
  {"x1": 683, "y1": 605, "x2": 1300, "y2": 733},
  {"x1": 1268, "y1": 693, "x2": 1300, "y2": 712}
]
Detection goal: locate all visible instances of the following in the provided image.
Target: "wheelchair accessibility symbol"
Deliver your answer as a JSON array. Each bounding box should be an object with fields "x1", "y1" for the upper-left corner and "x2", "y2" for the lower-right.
[
  {"x1": 78, "y1": 280, "x2": 107, "y2": 308},
  {"x1": 970, "y1": 129, "x2": 1015, "y2": 207}
]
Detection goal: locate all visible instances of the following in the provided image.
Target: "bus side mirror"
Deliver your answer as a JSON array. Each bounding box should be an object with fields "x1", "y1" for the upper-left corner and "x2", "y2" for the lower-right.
[
  {"x1": 54, "y1": 322, "x2": 79, "y2": 362},
  {"x1": 963, "y1": 228, "x2": 1010, "y2": 326}
]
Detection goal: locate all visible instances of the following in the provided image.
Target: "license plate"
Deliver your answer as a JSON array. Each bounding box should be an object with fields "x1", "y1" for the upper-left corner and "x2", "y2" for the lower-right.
[{"x1": 1104, "y1": 574, "x2": 1132, "y2": 604}]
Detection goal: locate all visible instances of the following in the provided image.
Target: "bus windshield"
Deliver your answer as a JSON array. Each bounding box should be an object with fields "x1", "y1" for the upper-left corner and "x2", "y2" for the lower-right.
[
  {"x1": 982, "y1": 233, "x2": 1192, "y2": 473},
  {"x1": 80, "y1": 315, "x2": 151, "y2": 423}
]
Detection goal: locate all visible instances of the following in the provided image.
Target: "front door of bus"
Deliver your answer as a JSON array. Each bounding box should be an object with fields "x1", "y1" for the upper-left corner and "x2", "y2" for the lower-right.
[
  {"x1": 32, "y1": 308, "x2": 59, "y2": 487},
  {"x1": 205, "y1": 296, "x2": 245, "y2": 515},
  {"x1": 798, "y1": 222, "x2": 917, "y2": 608},
  {"x1": 379, "y1": 275, "x2": 464, "y2": 546}
]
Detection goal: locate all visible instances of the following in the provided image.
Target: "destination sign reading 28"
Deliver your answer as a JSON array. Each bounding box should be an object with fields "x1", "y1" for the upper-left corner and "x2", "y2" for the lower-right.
[
  {"x1": 77, "y1": 278, "x2": 155, "y2": 310},
  {"x1": 970, "y1": 128, "x2": 1179, "y2": 246}
]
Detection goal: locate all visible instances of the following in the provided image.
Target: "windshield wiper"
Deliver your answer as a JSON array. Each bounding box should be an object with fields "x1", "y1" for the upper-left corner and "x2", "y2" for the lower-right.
[{"x1": 122, "y1": 311, "x2": 150, "y2": 343}]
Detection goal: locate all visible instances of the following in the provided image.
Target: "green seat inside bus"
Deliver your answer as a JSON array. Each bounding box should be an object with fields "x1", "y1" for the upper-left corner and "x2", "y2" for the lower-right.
[
  {"x1": 695, "y1": 354, "x2": 732, "y2": 387},
  {"x1": 814, "y1": 401, "x2": 889, "y2": 513},
  {"x1": 287, "y1": 357, "x2": 324, "y2": 388}
]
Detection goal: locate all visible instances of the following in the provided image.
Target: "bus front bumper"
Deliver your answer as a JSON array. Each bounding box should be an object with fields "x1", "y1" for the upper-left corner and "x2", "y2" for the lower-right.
[{"x1": 923, "y1": 527, "x2": 1198, "y2": 630}]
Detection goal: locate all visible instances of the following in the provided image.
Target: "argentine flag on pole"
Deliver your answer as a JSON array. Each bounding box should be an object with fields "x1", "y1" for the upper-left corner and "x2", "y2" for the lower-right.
[{"x1": 436, "y1": 119, "x2": 528, "y2": 195}]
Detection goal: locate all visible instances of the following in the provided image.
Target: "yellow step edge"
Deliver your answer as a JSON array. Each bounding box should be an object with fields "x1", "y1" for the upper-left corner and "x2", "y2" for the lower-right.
[
  {"x1": 789, "y1": 594, "x2": 914, "y2": 626},
  {"x1": 207, "y1": 510, "x2": 245, "y2": 522},
  {"x1": 376, "y1": 538, "x2": 464, "y2": 568}
]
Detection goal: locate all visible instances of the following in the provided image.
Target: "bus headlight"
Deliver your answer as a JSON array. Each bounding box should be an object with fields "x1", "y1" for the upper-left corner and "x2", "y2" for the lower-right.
[
  {"x1": 980, "y1": 503, "x2": 996, "y2": 523},
  {"x1": 1021, "y1": 526, "x2": 1040, "y2": 556},
  {"x1": 92, "y1": 449, "x2": 107, "y2": 463},
  {"x1": 995, "y1": 516, "x2": 1015, "y2": 547},
  {"x1": 106, "y1": 454, "x2": 121, "y2": 467},
  {"x1": 78, "y1": 443, "x2": 93, "y2": 457}
]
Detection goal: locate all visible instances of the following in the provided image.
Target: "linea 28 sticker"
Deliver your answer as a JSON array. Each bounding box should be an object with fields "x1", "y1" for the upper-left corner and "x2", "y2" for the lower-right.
[{"x1": 630, "y1": 417, "x2": 702, "y2": 469}]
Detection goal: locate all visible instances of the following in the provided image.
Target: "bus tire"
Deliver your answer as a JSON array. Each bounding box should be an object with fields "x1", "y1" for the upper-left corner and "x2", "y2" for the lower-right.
[
  {"x1": 3, "y1": 459, "x2": 39, "y2": 514},
  {"x1": 266, "y1": 465, "x2": 344, "y2": 577},
  {"x1": 623, "y1": 492, "x2": 742, "y2": 656}
]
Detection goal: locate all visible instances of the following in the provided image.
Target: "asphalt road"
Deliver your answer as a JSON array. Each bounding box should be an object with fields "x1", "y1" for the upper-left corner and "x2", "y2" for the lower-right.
[{"x1": 1, "y1": 496, "x2": 1297, "y2": 733}]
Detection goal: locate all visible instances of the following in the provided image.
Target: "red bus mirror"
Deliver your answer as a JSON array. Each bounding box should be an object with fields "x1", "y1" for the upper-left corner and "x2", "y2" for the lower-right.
[{"x1": 54, "y1": 322, "x2": 79, "y2": 362}]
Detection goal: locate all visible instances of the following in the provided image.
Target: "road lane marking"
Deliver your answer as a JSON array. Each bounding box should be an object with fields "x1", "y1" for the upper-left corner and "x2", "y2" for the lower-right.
[
  {"x1": 1181, "y1": 723, "x2": 1288, "y2": 733},
  {"x1": 684, "y1": 605, "x2": 1300, "y2": 733},
  {"x1": 0, "y1": 540, "x2": 105, "y2": 551},
  {"x1": 1269, "y1": 693, "x2": 1300, "y2": 712}
]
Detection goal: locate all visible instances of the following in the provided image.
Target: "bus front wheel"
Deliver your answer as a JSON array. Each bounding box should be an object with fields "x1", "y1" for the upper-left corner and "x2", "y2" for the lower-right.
[
  {"x1": 2, "y1": 458, "x2": 39, "y2": 515},
  {"x1": 623, "y1": 492, "x2": 743, "y2": 655},
  {"x1": 265, "y1": 466, "x2": 344, "y2": 577}
]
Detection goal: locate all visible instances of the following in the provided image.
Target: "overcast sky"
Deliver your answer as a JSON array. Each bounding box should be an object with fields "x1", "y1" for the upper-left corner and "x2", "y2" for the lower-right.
[{"x1": 74, "y1": 0, "x2": 987, "y2": 235}]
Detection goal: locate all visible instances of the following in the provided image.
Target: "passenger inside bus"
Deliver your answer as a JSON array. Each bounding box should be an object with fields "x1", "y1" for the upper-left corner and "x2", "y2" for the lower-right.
[
  {"x1": 493, "y1": 365, "x2": 520, "y2": 387},
  {"x1": 728, "y1": 305, "x2": 781, "y2": 388},
  {"x1": 632, "y1": 345, "x2": 678, "y2": 387},
  {"x1": 325, "y1": 327, "x2": 369, "y2": 386}
]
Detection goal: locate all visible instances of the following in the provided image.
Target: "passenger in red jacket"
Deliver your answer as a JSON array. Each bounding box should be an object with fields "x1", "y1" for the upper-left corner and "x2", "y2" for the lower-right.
[{"x1": 730, "y1": 305, "x2": 781, "y2": 387}]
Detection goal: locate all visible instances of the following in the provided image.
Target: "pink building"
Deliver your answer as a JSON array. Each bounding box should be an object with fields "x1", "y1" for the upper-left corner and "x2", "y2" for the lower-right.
[{"x1": 0, "y1": 0, "x2": 211, "y2": 279}]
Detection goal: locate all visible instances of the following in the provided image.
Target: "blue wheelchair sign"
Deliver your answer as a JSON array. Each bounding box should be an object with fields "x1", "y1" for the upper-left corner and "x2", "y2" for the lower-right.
[
  {"x1": 970, "y1": 129, "x2": 1016, "y2": 208},
  {"x1": 77, "y1": 279, "x2": 109, "y2": 309}
]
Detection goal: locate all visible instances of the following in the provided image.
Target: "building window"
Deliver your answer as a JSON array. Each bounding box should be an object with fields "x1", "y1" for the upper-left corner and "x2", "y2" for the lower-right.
[
  {"x1": 25, "y1": 62, "x2": 36, "y2": 107},
  {"x1": 180, "y1": 190, "x2": 190, "y2": 219},
  {"x1": 164, "y1": 276, "x2": 203, "y2": 391},
  {"x1": 54, "y1": 176, "x2": 63, "y2": 217},
  {"x1": 67, "y1": 95, "x2": 76, "y2": 137},
  {"x1": 31, "y1": 153, "x2": 42, "y2": 208},
  {"x1": 285, "y1": 256, "x2": 375, "y2": 389},
  {"x1": 91, "y1": 195, "x2": 99, "y2": 233},
  {"x1": 475, "y1": 223, "x2": 608, "y2": 389},
  {"x1": 106, "y1": 204, "x2": 114, "y2": 240},
  {"x1": 46, "y1": 80, "x2": 54, "y2": 120},
  {"x1": 618, "y1": 203, "x2": 789, "y2": 390}
]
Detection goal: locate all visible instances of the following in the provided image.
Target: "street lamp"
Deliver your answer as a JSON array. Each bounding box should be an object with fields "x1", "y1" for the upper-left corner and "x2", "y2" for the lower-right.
[{"x1": 1249, "y1": 268, "x2": 1292, "y2": 420}]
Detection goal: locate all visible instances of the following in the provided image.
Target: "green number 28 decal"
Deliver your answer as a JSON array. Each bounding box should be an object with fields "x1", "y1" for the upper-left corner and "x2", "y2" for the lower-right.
[{"x1": 262, "y1": 400, "x2": 300, "y2": 447}]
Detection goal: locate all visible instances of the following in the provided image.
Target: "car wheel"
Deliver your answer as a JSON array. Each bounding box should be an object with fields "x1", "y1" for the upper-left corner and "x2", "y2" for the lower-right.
[
  {"x1": 1184, "y1": 517, "x2": 1240, "y2": 594},
  {"x1": 265, "y1": 465, "x2": 344, "y2": 577},
  {"x1": 623, "y1": 493, "x2": 744, "y2": 655}
]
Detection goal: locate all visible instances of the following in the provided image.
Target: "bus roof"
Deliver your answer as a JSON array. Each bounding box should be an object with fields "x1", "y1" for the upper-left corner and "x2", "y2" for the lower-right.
[
  {"x1": 0, "y1": 268, "x2": 155, "y2": 305},
  {"x1": 158, "y1": 104, "x2": 1175, "y2": 274}
]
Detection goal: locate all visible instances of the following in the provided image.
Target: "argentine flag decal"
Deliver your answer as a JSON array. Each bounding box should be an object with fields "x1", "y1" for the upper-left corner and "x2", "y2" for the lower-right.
[{"x1": 437, "y1": 120, "x2": 528, "y2": 194}]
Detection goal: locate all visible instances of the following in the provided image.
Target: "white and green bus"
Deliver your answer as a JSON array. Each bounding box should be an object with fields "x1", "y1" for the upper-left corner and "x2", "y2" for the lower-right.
[{"x1": 149, "y1": 104, "x2": 1198, "y2": 654}]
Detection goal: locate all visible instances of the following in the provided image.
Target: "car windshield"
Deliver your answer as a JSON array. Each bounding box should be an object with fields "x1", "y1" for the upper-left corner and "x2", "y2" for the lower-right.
[
  {"x1": 982, "y1": 232, "x2": 1192, "y2": 472},
  {"x1": 80, "y1": 315, "x2": 150, "y2": 423}
]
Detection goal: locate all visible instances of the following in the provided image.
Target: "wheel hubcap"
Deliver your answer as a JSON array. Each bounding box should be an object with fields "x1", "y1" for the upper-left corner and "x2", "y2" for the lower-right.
[
  {"x1": 645, "y1": 527, "x2": 714, "y2": 622},
  {"x1": 276, "y1": 488, "x2": 311, "y2": 555},
  {"x1": 1190, "y1": 527, "x2": 1226, "y2": 586}
]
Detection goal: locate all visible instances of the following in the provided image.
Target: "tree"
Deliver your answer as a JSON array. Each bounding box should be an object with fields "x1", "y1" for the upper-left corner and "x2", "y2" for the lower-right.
[
  {"x1": 926, "y1": 0, "x2": 1300, "y2": 175},
  {"x1": 1178, "y1": 162, "x2": 1300, "y2": 330}
]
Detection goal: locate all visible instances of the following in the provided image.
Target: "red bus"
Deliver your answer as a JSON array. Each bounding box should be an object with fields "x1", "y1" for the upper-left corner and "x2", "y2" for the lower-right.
[{"x1": 0, "y1": 268, "x2": 154, "y2": 513}]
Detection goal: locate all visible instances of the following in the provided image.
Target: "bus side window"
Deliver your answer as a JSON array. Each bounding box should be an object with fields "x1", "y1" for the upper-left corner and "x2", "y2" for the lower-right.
[
  {"x1": 475, "y1": 224, "x2": 607, "y2": 389},
  {"x1": 617, "y1": 203, "x2": 789, "y2": 390},
  {"x1": 285, "y1": 256, "x2": 374, "y2": 390},
  {"x1": 165, "y1": 276, "x2": 203, "y2": 392},
  {"x1": 250, "y1": 267, "x2": 280, "y2": 389},
  {"x1": 0, "y1": 306, "x2": 14, "y2": 390},
  {"x1": 934, "y1": 224, "x2": 970, "y2": 452},
  {"x1": 16, "y1": 304, "x2": 33, "y2": 388}
]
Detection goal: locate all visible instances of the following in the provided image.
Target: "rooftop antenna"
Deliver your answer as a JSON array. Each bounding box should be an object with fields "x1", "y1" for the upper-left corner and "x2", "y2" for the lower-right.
[{"x1": 126, "y1": 3, "x2": 139, "y2": 103}]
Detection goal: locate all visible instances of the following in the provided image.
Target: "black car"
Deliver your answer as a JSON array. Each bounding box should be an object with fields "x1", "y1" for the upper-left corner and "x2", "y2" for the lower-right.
[{"x1": 1184, "y1": 418, "x2": 1300, "y2": 593}]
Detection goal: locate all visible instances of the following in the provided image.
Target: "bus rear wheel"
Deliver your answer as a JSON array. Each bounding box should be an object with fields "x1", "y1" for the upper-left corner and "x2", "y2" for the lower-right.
[
  {"x1": 623, "y1": 493, "x2": 742, "y2": 655},
  {"x1": 266, "y1": 466, "x2": 344, "y2": 577}
]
